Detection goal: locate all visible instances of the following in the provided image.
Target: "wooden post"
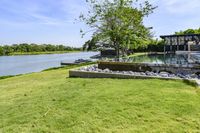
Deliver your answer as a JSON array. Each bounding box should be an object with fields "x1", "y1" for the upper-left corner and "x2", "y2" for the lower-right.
[
  {"x1": 164, "y1": 45, "x2": 166, "y2": 53},
  {"x1": 170, "y1": 37, "x2": 172, "y2": 52},
  {"x1": 177, "y1": 37, "x2": 179, "y2": 51},
  {"x1": 184, "y1": 36, "x2": 186, "y2": 51},
  {"x1": 184, "y1": 45, "x2": 186, "y2": 51}
]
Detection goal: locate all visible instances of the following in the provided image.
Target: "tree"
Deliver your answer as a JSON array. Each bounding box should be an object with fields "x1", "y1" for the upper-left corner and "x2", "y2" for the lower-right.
[
  {"x1": 83, "y1": 37, "x2": 98, "y2": 51},
  {"x1": 0, "y1": 46, "x2": 4, "y2": 55},
  {"x1": 80, "y1": 0, "x2": 156, "y2": 57},
  {"x1": 175, "y1": 28, "x2": 200, "y2": 35},
  {"x1": 3, "y1": 45, "x2": 14, "y2": 55}
]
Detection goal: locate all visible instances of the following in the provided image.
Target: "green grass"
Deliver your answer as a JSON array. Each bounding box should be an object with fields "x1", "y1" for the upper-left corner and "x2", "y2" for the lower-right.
[
  {"x1": 7, "y1": 51, "x2": 80, "y2": 56},
  {"x1": 128, "y1": 52, "x2": 147, "y2": 57},
  {"x1": 128, "y1": 52, "x2": 165, "y2": 58},
  {"x1": 1, "y1": 65, "x2": 200, "y2": 132}
]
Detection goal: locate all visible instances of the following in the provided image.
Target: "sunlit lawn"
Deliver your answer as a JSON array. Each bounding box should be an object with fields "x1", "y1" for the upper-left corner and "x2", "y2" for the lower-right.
[{"x1": 0, "y1": 65, "x2": 200, "y2": 132}]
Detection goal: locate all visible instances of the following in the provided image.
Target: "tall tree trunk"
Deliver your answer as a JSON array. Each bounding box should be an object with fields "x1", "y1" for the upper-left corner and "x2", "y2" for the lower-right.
[
  {"x1": 114, "y1": 41, "x2": 120, "y2": 61},
  {"x1": 116, "y1": 42, "x2": 120, "y2": 60}
]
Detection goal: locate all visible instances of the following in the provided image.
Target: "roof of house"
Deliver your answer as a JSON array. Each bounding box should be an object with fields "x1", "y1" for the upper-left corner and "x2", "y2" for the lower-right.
[{"x1": 160, "y1": 34, "x2": 200, "y2": 39}]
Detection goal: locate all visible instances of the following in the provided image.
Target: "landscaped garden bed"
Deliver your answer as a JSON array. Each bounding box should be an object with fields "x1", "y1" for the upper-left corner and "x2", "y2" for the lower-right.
[{"x1": 69, "y1": 64, "x2": 200, "y2": 86}]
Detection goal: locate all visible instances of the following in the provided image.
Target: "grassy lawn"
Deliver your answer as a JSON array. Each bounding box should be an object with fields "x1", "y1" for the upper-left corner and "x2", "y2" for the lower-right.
[
  {"x1": 128, "y1": 52, "x2": 165, "y2": 58},
  {"x1": 128, "y1": 52, "x2": 147, "y2": 57},
  {"x1": 1, "y1": 65, "x2": 200, "y2": 132}
]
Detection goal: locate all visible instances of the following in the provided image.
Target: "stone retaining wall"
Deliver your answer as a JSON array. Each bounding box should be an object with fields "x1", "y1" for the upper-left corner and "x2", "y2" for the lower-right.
[
  {"x1": 69, "y1": 69, "x2": 179, "y2": 80},
  {"x1": 69, "y1": 69, "x2": 199, "y2": 86}
]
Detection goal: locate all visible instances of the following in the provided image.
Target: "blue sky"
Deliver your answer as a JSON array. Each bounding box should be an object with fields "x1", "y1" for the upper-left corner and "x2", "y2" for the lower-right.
[{"x1": 0, "y1": 0, "x2": 200, "y2": 47}]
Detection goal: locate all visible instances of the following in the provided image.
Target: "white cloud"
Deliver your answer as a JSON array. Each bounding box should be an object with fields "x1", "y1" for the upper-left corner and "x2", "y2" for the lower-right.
[
  {"x1": 0, "y1": 0, "x2": 76, "y2": 26},
  {"x1": 143, "y1": 0, "x2": 200, "y2": 37},
  {"x1": 1, "y1": 0, "x2": 200, "y2": 45},
  {"x1": 158, "y1": 0, "x2": 200, "y2": 14},
  {"x1": 60, "y1": 0, "x2": 87, "y2": 18}
]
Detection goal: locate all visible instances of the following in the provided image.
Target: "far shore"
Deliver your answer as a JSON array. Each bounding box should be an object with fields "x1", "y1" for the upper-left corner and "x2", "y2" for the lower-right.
[{"x1": 0, "y1": 50, "x2": 81, "y2": 56}]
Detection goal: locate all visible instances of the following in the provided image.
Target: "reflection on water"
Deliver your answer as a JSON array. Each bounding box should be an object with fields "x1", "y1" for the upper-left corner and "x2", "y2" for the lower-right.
[
  {"x1": 125, "y1": 53, "x2": 200, "y2": 65},
  {"x1": 0, "y1": 52, "x2": 98, "y2": 76}
]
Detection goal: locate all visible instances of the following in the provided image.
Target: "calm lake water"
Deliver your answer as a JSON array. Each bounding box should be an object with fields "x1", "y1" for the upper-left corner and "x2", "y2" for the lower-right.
[{"x1": 0, "y1": 52, "x2": 98, "y2": 76}]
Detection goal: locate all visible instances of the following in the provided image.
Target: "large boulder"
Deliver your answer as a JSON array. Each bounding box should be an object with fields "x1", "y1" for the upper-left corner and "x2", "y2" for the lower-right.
[{"x1": 159, "y1": 72, "x2": 169, "y2": 77}]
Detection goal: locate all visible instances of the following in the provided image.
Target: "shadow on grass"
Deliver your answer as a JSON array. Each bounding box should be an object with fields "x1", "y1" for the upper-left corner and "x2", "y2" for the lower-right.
[
  {"x1": 68, "y1": 76, "x2": 199, "y2": 88},
  {"x1": 43, "y1": 62, "x2": 96, "y2": 72},
  {"x1": 0, "y1": 74, "x2": 22, "y2": 80},
  {"x1": 42, "y1": 66, "x2": 65, "y2": 71},
  {"x1": 160, "y1": 78, "x2": 198, "y2": 88},
  {"x1": 182, "y1": 79, "x2": 198, "y2": 88}
]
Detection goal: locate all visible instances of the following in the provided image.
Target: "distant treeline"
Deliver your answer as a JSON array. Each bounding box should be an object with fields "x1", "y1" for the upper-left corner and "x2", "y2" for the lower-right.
[{"x1": 0, "y1": 44, "x2": 82, "y2": 55}]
